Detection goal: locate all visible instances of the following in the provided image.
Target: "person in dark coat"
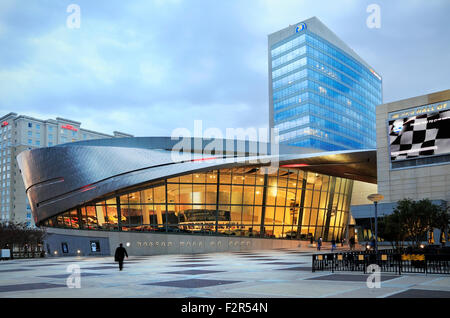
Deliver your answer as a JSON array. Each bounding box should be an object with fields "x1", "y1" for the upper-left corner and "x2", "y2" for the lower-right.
[
  {"x1": 349, "y1": 236, "x2": 355, "y2": 250},
  {"x1": 114, "y1": 243, "x2": 128, "y2": 271},
  {"x1": 331, "y1": 238, "x2": 336, "y2": 252}
]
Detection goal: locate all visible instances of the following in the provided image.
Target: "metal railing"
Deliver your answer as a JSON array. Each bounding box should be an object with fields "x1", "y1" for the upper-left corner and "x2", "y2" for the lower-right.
[{"x1": 312, "y1": 251, "x2": 450, "y2": 275}]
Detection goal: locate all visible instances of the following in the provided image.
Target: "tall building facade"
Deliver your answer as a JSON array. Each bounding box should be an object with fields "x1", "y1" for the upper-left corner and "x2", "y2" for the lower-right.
[
  {"x1": 269, "y1": 17, "x2": 383, "y2": 151},
  {"x1": 0, "y1": 112, "x2": 132, "y2": 226}
]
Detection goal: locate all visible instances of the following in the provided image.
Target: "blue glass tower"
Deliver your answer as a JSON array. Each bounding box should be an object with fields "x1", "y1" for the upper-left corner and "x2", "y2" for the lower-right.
[{"x1": 269, "y1": 17, "x2": 382, "y2": 151}]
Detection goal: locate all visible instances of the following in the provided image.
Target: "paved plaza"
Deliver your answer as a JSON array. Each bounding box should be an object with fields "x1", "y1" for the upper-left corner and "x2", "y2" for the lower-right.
[{"x1": 1, "y1": 248, "x2": 449, "y2": 298}]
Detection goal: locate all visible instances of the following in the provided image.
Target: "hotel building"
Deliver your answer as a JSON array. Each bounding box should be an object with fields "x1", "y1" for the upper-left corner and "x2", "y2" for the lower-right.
[{"x1": 0, "y1": 112, "x2": 132, "y2": 226}]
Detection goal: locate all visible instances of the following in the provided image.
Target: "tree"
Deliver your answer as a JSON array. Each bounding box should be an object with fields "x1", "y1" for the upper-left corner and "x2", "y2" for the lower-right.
[
  {"x1": 0, "y1": 221, "x2": 47, "y2": 258},
  {"x1": 380, "y1": 198, "x2": 448, "y2": 248}
]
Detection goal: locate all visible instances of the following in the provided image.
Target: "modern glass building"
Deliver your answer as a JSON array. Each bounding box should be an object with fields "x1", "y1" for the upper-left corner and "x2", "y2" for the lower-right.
[
  {"x1": 42, "y1": 167, "x2": 353, "y2": 241},
  {"x1": 269, "y1": 17, "x2": 383, "y2": 151},
  {"x1": 17, "y1": 137, "x2": 376, "y2": 255}
]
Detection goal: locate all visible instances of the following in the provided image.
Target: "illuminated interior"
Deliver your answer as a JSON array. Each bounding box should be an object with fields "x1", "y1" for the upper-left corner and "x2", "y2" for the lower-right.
[{"x1": 43, "y1": 167, "x2": 353, "y2": 241}]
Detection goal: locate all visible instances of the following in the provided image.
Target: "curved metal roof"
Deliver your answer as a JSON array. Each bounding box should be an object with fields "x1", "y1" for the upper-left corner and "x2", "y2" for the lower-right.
[{"x1": 17, "y1": 137, "x2": 376, "y2": 224}]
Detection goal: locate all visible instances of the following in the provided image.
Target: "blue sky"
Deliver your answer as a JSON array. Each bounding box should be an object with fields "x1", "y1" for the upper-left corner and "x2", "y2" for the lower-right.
[{"x1": 0, "y1": 0, "x2": 449, "y2": 137}]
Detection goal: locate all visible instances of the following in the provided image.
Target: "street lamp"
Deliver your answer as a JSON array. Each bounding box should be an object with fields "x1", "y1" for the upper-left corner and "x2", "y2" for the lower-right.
[{"x1": 367, "y1": 193, "x2": 384, "y2": 255}]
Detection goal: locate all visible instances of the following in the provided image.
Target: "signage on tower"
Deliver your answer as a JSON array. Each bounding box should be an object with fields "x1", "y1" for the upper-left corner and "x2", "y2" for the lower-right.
[{"x1": 295, "y1": 23, "x2": 306, "y2": 33}]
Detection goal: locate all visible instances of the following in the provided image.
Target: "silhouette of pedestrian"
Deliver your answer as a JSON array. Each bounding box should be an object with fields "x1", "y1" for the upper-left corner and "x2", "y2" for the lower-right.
[
  {"x1": 317, "y1": 237, "x2": 322, "y2": 251},
  {"x1": 349, "y1": 236, "x2": 355, "y2": 250},
  {"x1": 114, "y1": 243, "x2": 128, "y2": 271},
  {"x1": 331, "y1": 238, "x2": 336, "y2": 252}
]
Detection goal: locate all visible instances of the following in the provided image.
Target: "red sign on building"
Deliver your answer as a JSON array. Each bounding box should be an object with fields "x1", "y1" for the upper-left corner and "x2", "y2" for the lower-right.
[
  {"x1": 61, "y1": 124, "x2": 78, "y2": 132},
  {"x1": 1, "y1": 121, "x2": 9, "y2": 127}
]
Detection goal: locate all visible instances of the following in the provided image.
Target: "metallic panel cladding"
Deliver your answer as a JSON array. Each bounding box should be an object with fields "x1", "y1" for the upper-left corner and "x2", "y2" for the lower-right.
[{"x1": 17, "y1": 137, "x2": 376, "y2": 225}]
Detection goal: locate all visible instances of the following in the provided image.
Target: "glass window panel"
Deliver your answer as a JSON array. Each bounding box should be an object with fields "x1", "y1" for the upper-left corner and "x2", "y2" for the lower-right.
[
  {"x1": 142, "y1": 202, "x2": 155, "y2": 226},
  {"x1": 154, "y1": 204, "x2": 165, "y2": 227},
  {"x1": 311, "y1": 189, "x2": 321, "y2": 208},
  {"x1": 276, "y1": 187, "x2": 287, "y2": 207},
  {"x1": 179, "y1": 183, "x2": 192, "y2": 204},
  {"x1": 70, "y1": 209, "x2": 79, "y2": 229},
  {"x1": 253, "y1": 206, "x2": 262, "y2": 225},
  {"x1": 256, "y1": 175, "x2": 265, "y2": 186},
  {"x1": 316, "y1": 208, "x2": 326, "y2": 227},
  {"x1": 306, "y1": 172, "x2": 315, "y2": 189},
  {"x1": 268, "y1": 175, "x2": 277, "y2": 188},
  {"x1": 127, "y1": 192, "x2": 140, "y2": 205},
  {"x1": 122, "y1": 204, "x2": 143, "y2": 226},
  {"x1": 63, "y1": 212, "x2": 71, "y2": 228},
  {"x1": 230, "y1": 204, "x2": 242, "y2": 226},
  {"x1": 167, "y1": 183, "x2": 179, "y2": 204},
  {"x1": 232, "y1": 173, "x2": 244, "y2": 185},
  {"x1": 106, "y1": 198, "x2": 116, "y2": 205},
  {"x1": 205, "y1": 185, "x2": 217, "y2": 205},
  {"x1": 179, "y1": 174, "x2": 192, "y2": 183},
  {"x1": 244, "y1": 173, "x2": 256, "y2": 186},
  {"x1": 264, "y1": 206, "x2": 275, "y2": 225},
  {"x1": 79, "y1": 207, "x2": 88, "y2": 229},
  {"x1": 288, "y1": 170, "x2": 299, "y2": 188},
  {"x1": 206, "y1": 171, "x2": 217, "y2": 183},
  {"x1": 277, "y1": 171, "x2": 288, "y2": 188},
  {"x1": 309, "y1": 208, "x2": 318, "y2": 228},
  {"x1": 303, "y1": 189, "x2": 313, "y2": 208},
  {"x1": 218, "y1": 185, "x2": 231, "y2": 209},
  {"x1": 273, "y1": 226, "x2": 283, "y2": 238},
  {"x1": 264, "y1": 224, "x2": 274, "y2": 238},
  {"x1": 230, "y1": 185, "x2": 243, "y2": 205},
  {"x1": 154, "y1": 185, "x2": 166, "y2": 204},
  {"x1": 254, "y1": 187, "x2": 263, "y2": 205},
  {"x1": 86, "y1": 206, "x2": 98, "y2": 229},
  {"x1": 335, "y1": 177, "x2": 342, "y2": 194},
  {"x1": 274, "y1": 206, "x2": 286, "y2": 225},
  {"x1": 192, "y1": 184, "x2": 206, "y2": 205},
  {"x1": 119, "y1": 195, "x2": 128, "y2": 205},
  {"x1": 167, "y1": 176, "x2": 180, "y2": 183},
  {"x1": 241, "y1": 205, "x2": 253, "y2": 224},
  {"x1": 242, "y1": 186, "x2": 255, "y2": 206},
  {"x1": 219, "y1": 171, "x2": 232, "y2": 184},
  {"x1": 193, "y1": 173, "x2": 206, "y2": 183},
  {"x1": 266, "y1": 187, "x2": 277, "y2": 206},
  {"x1": 109, "y1": 205, "x2": 120, "y2": 228}
]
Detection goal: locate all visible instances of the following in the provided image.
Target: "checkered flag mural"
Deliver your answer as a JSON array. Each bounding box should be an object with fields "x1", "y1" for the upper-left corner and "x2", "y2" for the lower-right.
[{"x1": 389, "y1": 110, "x2": 450, "y2": 161}]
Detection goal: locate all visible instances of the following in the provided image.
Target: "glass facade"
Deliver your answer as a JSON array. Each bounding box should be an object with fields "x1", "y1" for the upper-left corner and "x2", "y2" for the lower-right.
[
  {"x1": 271, "y1": 30, "x2": 382, "y2": 151},
  {"x1": 43, "y1": 167, "x2": 354, "y2": 242}
]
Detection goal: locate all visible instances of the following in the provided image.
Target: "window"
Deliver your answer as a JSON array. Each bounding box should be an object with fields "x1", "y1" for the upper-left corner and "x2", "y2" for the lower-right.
[
  {"x1": 28, "y1": 139, "x2": 32, "y2": 145},
  {"x1": 90, "y1": 241, "x2": 101, "y2": 252},
  {"x1": 61, "y1": 242, "x2": 69, "y2": 254},
  {"x1": 36, "y1": 124, "x2": 40, "y2": 130},
  {"x1": 48, "y1": 142, "x2": 53, "y2": 147},
  {"x1": 36, "y1": 140, "x2": 40, "y2": 146},
  {"x1": 28, "y1": 131, "x2": 32, "y2": 137},
  {"x1": 48, "y1": 126, "x2": 53, "y2": 132},
  {"x1": 28, "y1": 123, "x2": 32, "y2": 128}
]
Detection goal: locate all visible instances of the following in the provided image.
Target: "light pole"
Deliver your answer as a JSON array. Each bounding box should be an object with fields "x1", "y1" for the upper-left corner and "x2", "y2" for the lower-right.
[{"x1": 367, "y1": 193, "x2": 384, "y2": 255}]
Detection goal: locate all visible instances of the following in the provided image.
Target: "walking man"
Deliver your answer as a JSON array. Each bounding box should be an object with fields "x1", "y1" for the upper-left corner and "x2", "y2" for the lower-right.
[
  {"x1": 317, "y1": 237, "x2": 322, "y2": 251},
  {"x1": 331, "y1": 238, "x2": 336, "y2": 252},
  {"x1": 114, "y1": 243, "x2": 128, "y2": 271}
]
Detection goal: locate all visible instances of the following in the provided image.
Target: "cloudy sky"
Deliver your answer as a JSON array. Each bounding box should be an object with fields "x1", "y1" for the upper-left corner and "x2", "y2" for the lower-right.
[{"x1": 0, "y1": 0, "x2": 449, "y2": 137}]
